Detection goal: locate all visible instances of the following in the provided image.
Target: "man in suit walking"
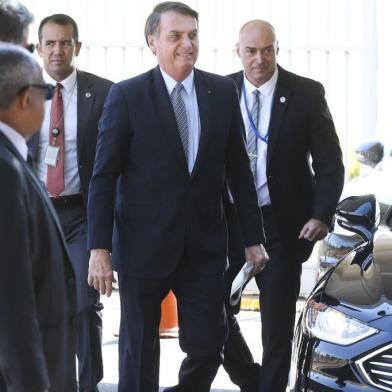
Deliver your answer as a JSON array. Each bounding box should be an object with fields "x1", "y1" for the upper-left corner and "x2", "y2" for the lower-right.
[
  {"x1": 29, "y1": 14, "x2": 112, "y2": 392},
  {"x1": 221, "y1": 20, "x2": 345, "y2": 392},
  {"x1": 87, "y1": 2, "x2": 268, "y2": 392},
  {"x1": 0, "y1": 42, "x2": 76, "y2": 392}
]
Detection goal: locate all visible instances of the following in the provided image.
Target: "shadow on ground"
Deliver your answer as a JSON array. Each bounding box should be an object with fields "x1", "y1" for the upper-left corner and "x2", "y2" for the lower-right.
[{"x1": 99, "y1": 383, "x2": 238, "y2": 392}]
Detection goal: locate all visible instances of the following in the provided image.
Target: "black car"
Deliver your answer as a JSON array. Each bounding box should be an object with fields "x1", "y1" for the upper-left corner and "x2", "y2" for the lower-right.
[
  {"x1": 289, "y1": 194, "x2": 392, "y2": 391},
  {"x1": 318, "y1": 140, "x2": 392, "y2": 278}
]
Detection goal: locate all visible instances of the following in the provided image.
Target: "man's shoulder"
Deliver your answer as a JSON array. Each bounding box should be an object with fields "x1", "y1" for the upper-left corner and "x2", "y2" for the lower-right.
[
  {"x1": 196, "y1": 68, "x2": 232, "y2": 82},
  {"x1": 226, "y1": 70, "x2": 242, "y2": 81},
  {"x1": 278, "y1": 65, "x2": 323, "y2": 90},
  {"x1": 195, "y1": 68, "x2": 238, "y2": 93},
  {"x1": 77, "y1": 69, "x2": 113, "y2": 89},
  {"x1": 113, "y1": 69, "x2": 154, "y2": 91}
]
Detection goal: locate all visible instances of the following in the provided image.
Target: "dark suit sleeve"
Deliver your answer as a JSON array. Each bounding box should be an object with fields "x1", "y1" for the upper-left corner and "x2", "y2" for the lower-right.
[
  {"x1": 0, "y1": 160, "x2": 50, "y2": 391},
  {"x1": 308, "y1": 83, "x2": 344, "y2": 226},
  {"x1": 225, "y1": 81, "x2": 265, "y2": 246},
  {"x1": 87, "y1": 83, "x2": 131, "y2": 250}
]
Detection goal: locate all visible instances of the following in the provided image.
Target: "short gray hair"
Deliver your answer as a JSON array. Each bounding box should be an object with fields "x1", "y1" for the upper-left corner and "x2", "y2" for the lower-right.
[
  {"x1": 0, "y1": 42, "x2": 42, "y2": 110},
  {"x1": 144, "y1": 1, "x2": 198, "y2": 45},
  {"x1": 0, "y1": 0, "x2": 34, "y2": 44}
]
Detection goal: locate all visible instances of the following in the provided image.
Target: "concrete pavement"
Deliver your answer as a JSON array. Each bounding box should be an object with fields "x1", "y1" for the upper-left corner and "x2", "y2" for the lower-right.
[{"x1": 97, "y1": 290, "x2": 305, "y2": 391}]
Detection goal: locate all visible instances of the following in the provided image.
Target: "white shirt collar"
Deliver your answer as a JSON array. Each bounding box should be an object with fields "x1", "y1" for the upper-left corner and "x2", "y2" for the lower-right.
[
  {"x1": 243, "y1": 66, "x2": 279, "y2": 97},
  {"x1": 0, "y1": 121, "x2": 28, "y2": 160},
  {"x1": 43, "y1": 67, "x2": 77, "y2": 91},
  {"x1": 160, "y1": 67, "x2": 195, "y2": 97}
]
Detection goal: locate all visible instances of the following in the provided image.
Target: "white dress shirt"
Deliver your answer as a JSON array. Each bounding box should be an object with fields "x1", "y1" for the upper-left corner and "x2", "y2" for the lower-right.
[
  {"x1": 37, "y1": 68, "x2": 80, "y2": 196},
  {"x1": 160, "y1": 68, "x2": 201, "y2": 174},
  {"x1": 240, "y1": 67, "x2": 279, "y2": 206},
  {"x1": 0, "y1": 121, "x2": 28, "y2": 161}
]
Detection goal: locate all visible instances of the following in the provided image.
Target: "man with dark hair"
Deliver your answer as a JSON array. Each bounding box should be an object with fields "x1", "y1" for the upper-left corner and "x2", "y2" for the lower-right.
[
  {"x1": 0, "y1": 42, "x2": 76, "y2": 392},
  {"x1": 38, "y1": 13, "x2": 79, "y2": 42},
  {"x1": 221, "y1": 20, "x2": 344, "y2": 392},
  {"x1": 0, "y1": 0, "x2": 34, "y2": 51},
  {"x1": 87, "y1": 2, "x2": 268, "y2": 392},
  {"x1": 28, "y1": 13, "x2": 112, "y2": 392}
]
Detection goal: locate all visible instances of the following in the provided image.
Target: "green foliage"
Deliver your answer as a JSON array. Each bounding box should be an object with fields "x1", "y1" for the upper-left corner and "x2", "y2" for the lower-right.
[{"x1": 347, "y1": 158, "x2": 360, "y2": 180}]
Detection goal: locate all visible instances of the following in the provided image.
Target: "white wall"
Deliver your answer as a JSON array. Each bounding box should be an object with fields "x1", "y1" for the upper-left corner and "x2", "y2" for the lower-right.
[{"x1": 24, "y1": 0, "x2": 391, "y2": 166}]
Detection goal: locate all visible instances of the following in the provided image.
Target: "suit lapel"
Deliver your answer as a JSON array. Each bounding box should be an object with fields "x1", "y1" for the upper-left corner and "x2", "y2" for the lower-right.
[
  {"x1": 76, "y1": 70, "x2": 94, "y2": 164},
  {"x1": 151, "y1": 66, "x2": 188, "y2": 171},
  {"x1": 191, "y1": 69, "x2": 212, "y2": 178},
  {"x1": 266, "y1": 66, "x2": 290, "y2": 166}
]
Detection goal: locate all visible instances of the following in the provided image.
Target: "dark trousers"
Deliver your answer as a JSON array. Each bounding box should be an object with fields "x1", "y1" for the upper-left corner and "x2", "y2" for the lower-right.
[
  {"x1": 117, "y1": 261, "x2": 227, "y2": 392},
  {"x1": 56, "y1": 203, "x2": 103, "y2": 391},
  {"x1": 223, "y1": 204, "x2": 302, "y2": 392}
]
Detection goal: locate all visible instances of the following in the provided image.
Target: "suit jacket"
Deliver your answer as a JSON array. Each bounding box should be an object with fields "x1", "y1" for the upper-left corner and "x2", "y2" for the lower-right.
[
  {"x1": 228, "y1": 65, "x2": 344, "y2": 261},
  {"x1": 29, "y1": 70, "x2": 113, "y2": 205},
  {"x1": 87, "y1": 66, "x2": 264, "y2": 278},
  {"x1": 0, "y1": 132, "x2": 76, "y2": 392}
]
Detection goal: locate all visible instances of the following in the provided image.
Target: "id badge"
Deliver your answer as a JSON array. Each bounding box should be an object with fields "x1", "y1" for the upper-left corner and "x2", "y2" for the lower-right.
[{"x1": 45, "y1": 145, "x2": 60, "y2": 167}]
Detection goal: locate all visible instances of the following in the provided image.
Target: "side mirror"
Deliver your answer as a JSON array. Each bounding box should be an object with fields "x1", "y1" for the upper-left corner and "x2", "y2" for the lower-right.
[
  {"x1": 336, "y1": 194, "x2": 379, "y2": 241},
  {"x1": 355, "y1": 140, "x2": 384, "y2": 168}
]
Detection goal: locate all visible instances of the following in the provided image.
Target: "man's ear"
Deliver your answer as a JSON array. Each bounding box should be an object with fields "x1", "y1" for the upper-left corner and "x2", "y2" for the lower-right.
[
  {"x1": 74, "y1": 41, "x2": 82, "y2": 56},
  {"x1": 19, "y1": 88, "x2": 32, "y2": 112},
  {"x1": 276, "y1": 41, "x2": 279, "y2": 56},
  {"x1": 36, "y1": 42, "x2": 43, "y2": 58},
  {"x1": 147, "y1": 35, "x2": 157, "y2": 55},
  {"x1": 236, "y1": 43, "x2": 240, "y2": 58}
]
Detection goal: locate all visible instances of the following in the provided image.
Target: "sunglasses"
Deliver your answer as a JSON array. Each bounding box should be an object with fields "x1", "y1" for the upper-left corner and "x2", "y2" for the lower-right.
[
  {"x1": 17, "y1": 83, "x2": 55, "y2": 100},
  {"x1": 25, "y1": 43, "x2": 35, "y2": 53}
]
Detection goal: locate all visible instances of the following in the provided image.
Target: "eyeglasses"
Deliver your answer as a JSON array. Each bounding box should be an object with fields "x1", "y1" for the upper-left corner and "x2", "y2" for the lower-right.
[{"x1": 16, "y1": 83, "x2": 55, "y2": 100}]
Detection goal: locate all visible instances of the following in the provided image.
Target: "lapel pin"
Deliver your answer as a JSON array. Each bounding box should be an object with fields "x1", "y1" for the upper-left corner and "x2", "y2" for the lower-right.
[
  {"x1": 207, "y1": 90, "x2": 212, "y2": 94},
  {"x1": 280, "y1": 96, "x2": 286, "y2": 103},
  {"x1": 85, "y1": 92, "x2": 92, "y2": 98}
]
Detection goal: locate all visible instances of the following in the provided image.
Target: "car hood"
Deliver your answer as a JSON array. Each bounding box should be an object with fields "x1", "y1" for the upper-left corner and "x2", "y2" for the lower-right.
[{"x1": 324, "y1": 226, "x2": 392, "y2": 323}]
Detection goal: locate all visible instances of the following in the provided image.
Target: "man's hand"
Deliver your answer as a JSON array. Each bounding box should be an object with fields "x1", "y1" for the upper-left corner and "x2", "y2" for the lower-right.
[
  {"x1": 245, "y1": 244, "x2": 269, "y2": 275},
  {"x1": 299, "y1": 218, "x2": 329, "y2": 242},
  {"x1": 88, "y1": 249, "x2": 113, "y2": 297}
]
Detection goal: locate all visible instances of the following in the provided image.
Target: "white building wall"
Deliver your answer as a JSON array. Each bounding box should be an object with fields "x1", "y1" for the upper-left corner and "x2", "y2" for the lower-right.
[{"x1": 24, "y1": 0, "x2": 390, "y2": 169}]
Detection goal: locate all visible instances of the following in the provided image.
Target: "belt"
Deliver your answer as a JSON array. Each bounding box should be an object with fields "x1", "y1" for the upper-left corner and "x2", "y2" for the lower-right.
[{"x1": 50, "y1": 193, "x2": 83, "y2": 207}]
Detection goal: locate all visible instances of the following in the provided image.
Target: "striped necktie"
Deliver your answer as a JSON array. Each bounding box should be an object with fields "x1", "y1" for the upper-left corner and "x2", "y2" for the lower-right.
[
  {"x1": 247, "y1": 89, "x2": 260, "y2": 182},
  {"x1": 170, "y1": 83, "x2": 189, "y2": 161}
]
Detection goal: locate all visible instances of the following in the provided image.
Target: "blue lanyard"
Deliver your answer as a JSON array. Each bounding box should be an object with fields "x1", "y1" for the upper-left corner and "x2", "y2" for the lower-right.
[{"x1": 242, "y1": 83, "x2": 269, "y2": 143}]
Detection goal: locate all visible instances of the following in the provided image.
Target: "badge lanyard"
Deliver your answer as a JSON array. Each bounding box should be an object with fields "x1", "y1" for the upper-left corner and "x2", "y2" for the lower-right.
[
  {"x1": 242, "y1": 83, "x2": 269, "y2": 143},
  {"x1": 50, "y1": 80, "x2": 77, "y2": 147}
]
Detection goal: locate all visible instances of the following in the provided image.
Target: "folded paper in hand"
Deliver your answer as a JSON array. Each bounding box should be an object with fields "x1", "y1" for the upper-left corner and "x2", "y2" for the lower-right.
[{"x1": 229, "y1": 260, "x2": 254, "y2": 306}]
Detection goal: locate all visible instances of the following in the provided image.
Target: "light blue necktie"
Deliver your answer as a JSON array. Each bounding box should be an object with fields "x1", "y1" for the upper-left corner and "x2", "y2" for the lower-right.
[{"x1": 170, "y1": 83, "x2": 189, "y2": 161}]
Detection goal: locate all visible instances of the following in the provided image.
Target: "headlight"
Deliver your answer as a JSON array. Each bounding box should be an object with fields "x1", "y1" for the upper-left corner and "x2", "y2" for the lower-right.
[{"x1": 304, "y1": 300, "x2": 378, "y2": 345}]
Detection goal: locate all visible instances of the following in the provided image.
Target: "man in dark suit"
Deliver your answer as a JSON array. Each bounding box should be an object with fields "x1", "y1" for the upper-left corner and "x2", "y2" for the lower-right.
[
  {"x1": 221, "y1": 20, "x2": 345, "y2": 392},
  {"x1": 0, "y1": 43, "x2": 76, "y2": 392},
  {"x1": 28, "y1": 14, "x2": 112, "y2": 392},
  {"x1": 87, "y1": 2, "x2": 268, "y2": 392}
]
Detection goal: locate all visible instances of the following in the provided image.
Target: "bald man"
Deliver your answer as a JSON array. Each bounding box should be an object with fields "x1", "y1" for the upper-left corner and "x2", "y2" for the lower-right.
[{"x1": 221, "y1": 20, "x2": 344, "y2": 392}]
